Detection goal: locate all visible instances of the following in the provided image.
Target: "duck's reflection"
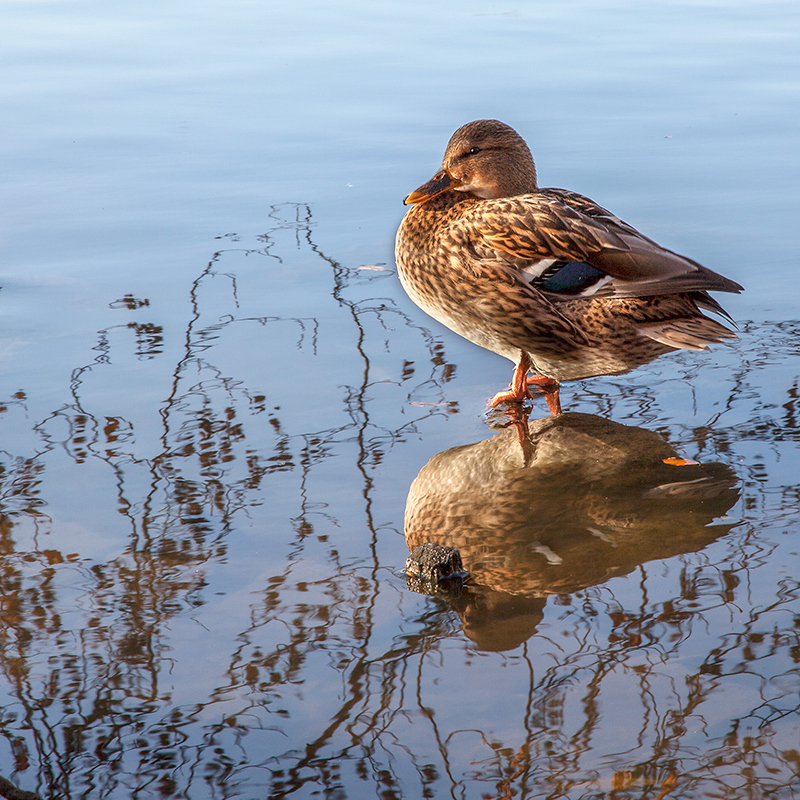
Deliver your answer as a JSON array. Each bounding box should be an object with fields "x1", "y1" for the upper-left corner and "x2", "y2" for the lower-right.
[{"x1": 405, "y1": 412, "x2": 739, "y2": 651}]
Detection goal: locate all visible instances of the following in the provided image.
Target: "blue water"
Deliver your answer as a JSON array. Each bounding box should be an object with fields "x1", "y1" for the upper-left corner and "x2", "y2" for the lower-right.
[{"x1": 1, "y1": 0, "x2": 799, "y2": 797}]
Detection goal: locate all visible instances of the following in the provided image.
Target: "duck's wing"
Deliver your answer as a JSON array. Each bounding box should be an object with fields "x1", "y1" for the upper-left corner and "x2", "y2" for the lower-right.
[{"x1": 452, "y1": 191, "x2": 743, "y2": 305}]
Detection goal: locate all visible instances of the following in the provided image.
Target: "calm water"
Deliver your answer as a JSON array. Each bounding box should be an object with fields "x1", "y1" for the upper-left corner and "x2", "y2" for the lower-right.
[{"x1": 2, "y1": 0, "x2": 800, "y2": 798}]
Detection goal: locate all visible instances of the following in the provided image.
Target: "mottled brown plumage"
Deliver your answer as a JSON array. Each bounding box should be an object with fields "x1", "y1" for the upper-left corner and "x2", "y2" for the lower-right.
[
  {"x1": 395, "y1": 120, "x2": 743, "y2": 413},
  {"x1": 404, "y1": 413, "x2": 739, "y2": 609}
]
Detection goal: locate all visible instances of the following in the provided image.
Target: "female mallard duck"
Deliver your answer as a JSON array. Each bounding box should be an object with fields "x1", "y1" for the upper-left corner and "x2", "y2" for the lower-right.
[{"x1": 395, "y1": 120, "x2": 743, "y2": 414}]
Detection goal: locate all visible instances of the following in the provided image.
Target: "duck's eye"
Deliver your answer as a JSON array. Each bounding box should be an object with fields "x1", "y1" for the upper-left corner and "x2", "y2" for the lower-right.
[{"x1": 467, "y1": 146, "x2": 481, "y2": 155}]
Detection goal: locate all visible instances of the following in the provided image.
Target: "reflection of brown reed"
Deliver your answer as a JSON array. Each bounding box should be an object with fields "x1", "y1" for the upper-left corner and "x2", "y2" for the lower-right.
[
  {"x1": 0, "y1": 774, "x2": 43, "y2": 800},
  {"x1": 0, "y1": 205, "x2": 466, "y2": 799},
  {"x1": 405, "y1": 413, "x2": 739, "y2": 648}
]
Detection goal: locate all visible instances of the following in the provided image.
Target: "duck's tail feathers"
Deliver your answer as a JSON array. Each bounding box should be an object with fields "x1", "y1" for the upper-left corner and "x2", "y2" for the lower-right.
[
  {"x1": 692, "y1": 291, "x2": 738, "y2": 326},
  {"x1": 637, "y1": 316, "x2": 737, "y2": 351}
]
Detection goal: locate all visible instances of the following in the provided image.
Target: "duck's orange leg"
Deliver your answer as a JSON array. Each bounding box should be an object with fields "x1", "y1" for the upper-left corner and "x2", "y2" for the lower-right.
[
  {"x1": 489, "y1": 354, "x2": 532, "y2": 407},
  {"x1": 526, "y1": 374, "x2": 562, "y2": 416},
  {"x1": 488, "y1": 353, "x2": 562, "y2": 416}
]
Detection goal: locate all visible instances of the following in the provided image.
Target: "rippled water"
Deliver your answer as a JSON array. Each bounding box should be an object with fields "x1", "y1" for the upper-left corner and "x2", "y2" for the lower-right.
[{"x1": 2, "y1": 0, "x2": 800, "y2": 798}]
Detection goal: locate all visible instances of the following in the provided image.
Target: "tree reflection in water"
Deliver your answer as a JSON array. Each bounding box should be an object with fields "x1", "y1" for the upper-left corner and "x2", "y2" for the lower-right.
[{"x1": 0, "y1": 206, "x2": 797, "y2": 798}]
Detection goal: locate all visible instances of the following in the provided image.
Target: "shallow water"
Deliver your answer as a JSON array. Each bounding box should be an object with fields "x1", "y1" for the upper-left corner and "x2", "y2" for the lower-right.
[{"x1": 2, "y1": 0, "x2": 800, "y2": 798}]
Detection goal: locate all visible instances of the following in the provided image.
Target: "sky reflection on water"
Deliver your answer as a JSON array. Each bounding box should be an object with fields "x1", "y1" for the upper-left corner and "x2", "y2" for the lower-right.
[{"x1": 1, "y1": 0, "x2": 800, "y2": 798}]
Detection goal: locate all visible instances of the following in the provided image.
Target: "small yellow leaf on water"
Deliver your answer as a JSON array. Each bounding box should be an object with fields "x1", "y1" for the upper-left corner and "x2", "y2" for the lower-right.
[{"x1": 662, "y1": 457, "x2": 700, "y2": 466}]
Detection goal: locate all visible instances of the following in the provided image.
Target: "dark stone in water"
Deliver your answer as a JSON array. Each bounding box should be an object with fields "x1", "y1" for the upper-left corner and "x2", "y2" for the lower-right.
[{"x1": 405, "y1": 543, "x2": 467, "y2": 595}]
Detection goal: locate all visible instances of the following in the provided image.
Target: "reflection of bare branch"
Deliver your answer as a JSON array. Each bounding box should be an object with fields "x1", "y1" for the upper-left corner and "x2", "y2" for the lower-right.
[
  {"x1": 0, "y1": 199, "x2": 798, "y2": 797},
  {"x1": 0, "y1": 774, "x2": 43, "y2": 800},
  {"x1": 0, "y1": 202, "x2": 462, "y2": 797}
]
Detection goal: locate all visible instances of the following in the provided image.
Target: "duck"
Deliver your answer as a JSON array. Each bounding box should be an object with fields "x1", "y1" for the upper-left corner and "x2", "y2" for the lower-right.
[{"x1": 395, "y1": 119, "x2": 743, "y2": 415}]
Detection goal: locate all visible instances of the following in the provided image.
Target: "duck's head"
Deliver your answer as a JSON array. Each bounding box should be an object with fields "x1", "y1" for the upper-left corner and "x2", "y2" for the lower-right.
[{"x1": 404, "y1": 119, "x2": 538, "y2": 205}]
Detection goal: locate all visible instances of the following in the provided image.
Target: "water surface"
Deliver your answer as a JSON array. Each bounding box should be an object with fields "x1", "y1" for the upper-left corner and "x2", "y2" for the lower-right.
[{"x1": 1, "y1": 0, "x2": 799, "y2": 798}]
